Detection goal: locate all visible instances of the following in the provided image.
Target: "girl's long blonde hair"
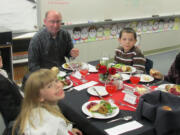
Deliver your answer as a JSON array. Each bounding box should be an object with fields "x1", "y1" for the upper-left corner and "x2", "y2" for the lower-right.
[{"x1": 12, "y1": 69, "x2": 70, "y2": 135}]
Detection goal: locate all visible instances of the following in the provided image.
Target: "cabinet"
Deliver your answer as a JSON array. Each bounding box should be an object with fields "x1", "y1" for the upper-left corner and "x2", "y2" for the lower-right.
[
  {"x1": 12, "y1": 38, "x2": 30, "y2": 84},
  {"x1": 13, "y1": 51, "x2": 28, "y2": 84}
]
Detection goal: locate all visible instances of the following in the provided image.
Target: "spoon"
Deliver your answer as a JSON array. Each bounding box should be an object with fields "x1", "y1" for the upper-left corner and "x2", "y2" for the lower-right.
[{"x1": 106, "y1": 116, "x2": 133, "y2": 123}]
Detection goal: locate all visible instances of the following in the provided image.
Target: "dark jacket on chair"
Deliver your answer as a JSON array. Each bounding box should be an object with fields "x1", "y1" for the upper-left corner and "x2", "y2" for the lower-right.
[{"x1": 0, "y1": 74, "x2": 23, "y2": 127}]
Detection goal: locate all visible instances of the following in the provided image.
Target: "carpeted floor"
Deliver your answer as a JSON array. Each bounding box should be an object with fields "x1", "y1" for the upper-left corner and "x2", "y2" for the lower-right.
[{"x1": 146, "y1": 49, "x2": 179, "y2": 75}]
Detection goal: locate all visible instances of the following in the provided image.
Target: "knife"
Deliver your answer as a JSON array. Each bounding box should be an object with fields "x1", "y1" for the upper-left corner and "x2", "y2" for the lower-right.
[
  {"x1": 150, "y1": 80, "x2": 164, "y2": 86},
  {"x1": 92, "y1": 87, "x2": 104, "y2": 100}
]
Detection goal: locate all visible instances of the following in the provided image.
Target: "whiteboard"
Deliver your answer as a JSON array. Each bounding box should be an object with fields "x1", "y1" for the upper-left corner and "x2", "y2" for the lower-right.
[
  {"x1": 37, "y1": 0, "x2": 180, "y2": 27},
  {"x1": 0, "y1": 0, "x2": 37, "y2": 33}
]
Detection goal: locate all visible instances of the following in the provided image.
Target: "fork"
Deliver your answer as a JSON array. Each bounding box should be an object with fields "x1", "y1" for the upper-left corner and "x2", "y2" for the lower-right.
[{"x1": 107, "y1": 116, "x2": 132, "y2": 123}]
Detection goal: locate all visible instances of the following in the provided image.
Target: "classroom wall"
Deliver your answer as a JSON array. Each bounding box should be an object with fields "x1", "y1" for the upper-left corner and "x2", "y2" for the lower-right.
[
  {"x1": 74, "y1": 29, "x2": 180, "y2": 62},
  {"x1": 36, "y1": 0, "x2": 180, "y2": 63},
  {"x1": 37, "y1": 0, "x2": 180, "y2": 27}
]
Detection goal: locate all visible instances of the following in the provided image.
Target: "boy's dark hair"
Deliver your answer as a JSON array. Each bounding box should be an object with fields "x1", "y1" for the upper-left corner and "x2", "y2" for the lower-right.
[
  {"x1": 175, "y1": 52, "x2": 180, "y2": 71},
  {"x1": 119, "y1": 27, "x2": 137, "y2": 40}
]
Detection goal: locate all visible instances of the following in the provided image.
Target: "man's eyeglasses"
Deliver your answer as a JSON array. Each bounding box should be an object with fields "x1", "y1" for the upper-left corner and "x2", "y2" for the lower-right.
[{"x1": 48, "y1": 20, "x2": 62, "y2": 24}]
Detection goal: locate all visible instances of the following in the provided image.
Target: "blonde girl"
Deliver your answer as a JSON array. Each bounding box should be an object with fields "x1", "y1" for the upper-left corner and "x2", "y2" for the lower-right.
[{"x1": 12, "y1": 69, "x2": 82, "y2": 135}]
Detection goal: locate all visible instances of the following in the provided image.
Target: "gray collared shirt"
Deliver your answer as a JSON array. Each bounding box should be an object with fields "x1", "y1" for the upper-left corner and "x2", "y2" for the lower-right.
[{"x1": 28, "y1": 27, "x2": 73, "y2": 71}]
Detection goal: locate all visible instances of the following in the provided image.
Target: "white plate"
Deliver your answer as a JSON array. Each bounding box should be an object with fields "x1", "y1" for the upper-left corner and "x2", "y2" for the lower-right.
[
  {"x1": 57, "y1": 71, "x2": 66, "y2": 77},
  {"x1": 87, "y1": 86, "x2": 108, "y2": 96},
  {"x1": 82, "y1": 100, "x2": 119, "y2": 119},
  {"x1": 117, "y1": 66, "x2": 136, "y2": 74},
  {"x1": 121, "y1": 73, "x2": 130, "y2": 81},
  {"x1": 62, "y1": 62, "x2": 83, "y2": 70},
  {"x1": 62, "y1": 63, "x2": 73, "y2": 70},
  {"x1": 136, "y1": 74, "x2": 154, "y2": 82},
  {"x1": 155, "y1": 84, "x2": 174, "y2": 92},
  {"x1": 63, "y1": 80, "x2": 73, "y2": 90}
]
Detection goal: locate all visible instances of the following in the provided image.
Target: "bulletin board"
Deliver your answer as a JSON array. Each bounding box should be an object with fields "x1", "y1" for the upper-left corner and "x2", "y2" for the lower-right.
[{"x1": 37, "y1": 0, "x2": 180, "y2": 27}]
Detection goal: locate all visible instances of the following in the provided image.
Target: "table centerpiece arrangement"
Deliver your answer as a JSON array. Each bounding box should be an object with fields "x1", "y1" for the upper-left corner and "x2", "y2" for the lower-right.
[{"x1": 96, "y1": 60, "x2": 116, "y2": 83}]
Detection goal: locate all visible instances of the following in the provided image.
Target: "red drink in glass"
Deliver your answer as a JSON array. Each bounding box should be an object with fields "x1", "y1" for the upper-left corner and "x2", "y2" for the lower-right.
[
  {"x1": 80, "y1": 69, "x2": 88, "y2": 76},
  {"x1": 106, "y1": 84, "x2": 117, "y2": 94},
  {"x1": 130, "y1": 76, "x2": 140, "y2": 85}
]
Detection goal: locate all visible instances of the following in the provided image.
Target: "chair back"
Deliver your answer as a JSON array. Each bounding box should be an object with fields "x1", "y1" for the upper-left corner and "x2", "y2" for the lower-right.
[{"x1": 145, "y1": 58, "x2": 153, "y2": 74}]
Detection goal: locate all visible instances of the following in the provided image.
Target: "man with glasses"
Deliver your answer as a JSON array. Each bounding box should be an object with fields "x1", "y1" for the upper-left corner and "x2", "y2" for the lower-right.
[{"x1": 28, "y1": 10, "x2": 79, "y2": 72}]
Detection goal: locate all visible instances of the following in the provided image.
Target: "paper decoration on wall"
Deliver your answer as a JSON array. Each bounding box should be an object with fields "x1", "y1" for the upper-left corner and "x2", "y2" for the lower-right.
[
  {"x1": 159, "y1": 20, "x2": 164, "y2": 31},
  {"x1": 81, "y1": 27, "x2": 88, "y2": 41},
  {"x1": 168, "y1": 19, "x2": 175, "y2": 30},
  {"x1": 147, "y1": 20, "x2": 153, "y2": 32},
  {"x1": 104, "y1": 25, "x2": 111, "y2": 39},
  {"x1": 125, "y1": 22, "x2": 131, "y2": 28},
  {"x1": 64, "y1": 17, "x2": 179, "y2": 44},
  {"x1": 110, "y1": 24, "x2": 118, "y2": 38},
  {"x1": 130, "y1": 22, "x2": 137, "y2": 31},
  {"x1": 173, "y1": 18, "x2": 180, "y2": 30},
  {"x1": 164, "y1": 20, "x2": 169, "y2": 31},
  {"x1": 97, "y1": 26, "x2": 104, "y2": 40},
  {"x1": 152, "y1": 21, "x2": 159, "y2": 31},
  {"x1": 117, "y1": 23, "x2": 125, "y2": 35},
  {"x1": 142, "y1": 21, "x2": 148, "y2": 32},
  {"x1": 73, "y1": 27, "x2": 81, "y2": 41},
  {"x1": 137, "y1": 22, "x2": 142, "y2": 33},
  {"x1": 88, "y1": 25, "x2": 97, "y2": 41}
]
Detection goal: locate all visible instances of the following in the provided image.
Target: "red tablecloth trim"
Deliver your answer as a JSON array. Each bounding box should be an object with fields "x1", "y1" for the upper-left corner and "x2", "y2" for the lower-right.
[{"x1": 70, "y1": 72, "x2": 158, "y2": 112}]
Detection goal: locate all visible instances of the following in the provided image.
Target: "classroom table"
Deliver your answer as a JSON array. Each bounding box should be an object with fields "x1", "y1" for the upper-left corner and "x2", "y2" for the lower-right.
[
  {"x1": 58, "y1": 61, "x2": 167, "y2": 135},
  {"x1": 58, "y1": 89, "x2": 156, "y2": 135}
]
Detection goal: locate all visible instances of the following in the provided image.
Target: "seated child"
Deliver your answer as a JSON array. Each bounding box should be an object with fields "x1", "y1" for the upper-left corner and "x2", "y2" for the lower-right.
[
  {"x1": 150, "y1": 52, "x2": 180, "y2": 84},
  {"x1": 114, "y1": 27, "x2": 146, "y2": 73},
  {"x1": 12, "y1": 69, "x2": 82, "y2": 135}
]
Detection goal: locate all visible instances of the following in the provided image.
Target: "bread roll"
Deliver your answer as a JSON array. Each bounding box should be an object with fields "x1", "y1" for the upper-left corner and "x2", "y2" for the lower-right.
[
  {"x1": 150, "y1": 69, "x2": 157, "y2": 75},
  {"x1": 51, "y1": 66, "x2": 59, "y2": 74},
  {"x1": 162, "y1": 105, "x2": 172, "y2": 111}
]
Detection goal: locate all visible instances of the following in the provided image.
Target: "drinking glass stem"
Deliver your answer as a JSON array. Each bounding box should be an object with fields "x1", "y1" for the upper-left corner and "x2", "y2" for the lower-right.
[
  {"x1": 108, "y1": 96, "x2": 114, "y2": 103},
  {"x1": 132, "y1": 84, "x2": 137, "y2": 92},
  {"x1": 81, "y1": 75, "x2": 87, "y2": 82}
]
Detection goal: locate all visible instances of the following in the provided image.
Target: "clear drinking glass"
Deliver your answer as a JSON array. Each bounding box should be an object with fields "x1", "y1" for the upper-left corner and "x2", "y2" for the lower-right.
[{"x1": 79, "y1": 63, "x2": 89, "y2": 83}]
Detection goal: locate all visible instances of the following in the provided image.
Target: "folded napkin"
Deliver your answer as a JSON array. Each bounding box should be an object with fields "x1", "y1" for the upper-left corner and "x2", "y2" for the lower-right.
[
  {"x1": 74, "y1": 81, "x2": 98, "y2": 91},
  {"x1": 71, "y1": 71, "x2": 82, "y2": 79},
  {"x1": 88, "y1": 64, "x2": 98, "y2": 72},
  {"x1": 105, "y1": 120, "x2": 143, "y2": 135}
]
